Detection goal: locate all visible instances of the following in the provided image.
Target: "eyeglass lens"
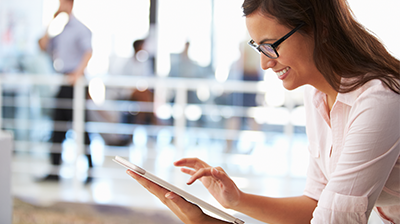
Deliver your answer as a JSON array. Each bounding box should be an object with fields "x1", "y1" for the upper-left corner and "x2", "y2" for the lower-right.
[{"x1": 259, "y1": 45, "x2": 277, "y2": 58}]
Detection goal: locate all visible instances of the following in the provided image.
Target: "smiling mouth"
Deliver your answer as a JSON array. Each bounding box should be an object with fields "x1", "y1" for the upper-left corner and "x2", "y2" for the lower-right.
[{"x1": 276, "y1": 67, "x2": 290, "y2": 77}]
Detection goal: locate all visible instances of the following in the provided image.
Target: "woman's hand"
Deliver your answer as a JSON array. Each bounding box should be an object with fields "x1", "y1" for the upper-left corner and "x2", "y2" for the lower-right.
[
  {"x1": 174, "y1": 158, "x2": 242, "y2": 209},
  {"x1": 126, "y1": 169, "x2": 229, "y2": 224}
]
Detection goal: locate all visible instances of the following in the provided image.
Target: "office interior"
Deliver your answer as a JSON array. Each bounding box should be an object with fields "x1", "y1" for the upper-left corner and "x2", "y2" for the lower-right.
[{"x1": 1, "y1": 0, "x2": 398, "y2": 223}]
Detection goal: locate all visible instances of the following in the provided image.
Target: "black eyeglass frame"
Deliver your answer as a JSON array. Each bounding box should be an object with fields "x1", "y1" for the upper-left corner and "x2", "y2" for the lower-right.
[{"x1": 248, "y1": 22, "x2": 305, "y2": 59}]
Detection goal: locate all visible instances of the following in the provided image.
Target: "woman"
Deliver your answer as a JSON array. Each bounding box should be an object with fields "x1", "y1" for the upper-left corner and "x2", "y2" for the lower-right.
[{"x1": 127, "y1": 0, "x2": 400, "y2": 223}]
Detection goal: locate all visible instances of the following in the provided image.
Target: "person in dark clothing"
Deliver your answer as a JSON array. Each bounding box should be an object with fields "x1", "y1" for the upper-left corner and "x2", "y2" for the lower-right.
[{"x1": 38, "y1": 0, "x2": 93, "y2": 183}]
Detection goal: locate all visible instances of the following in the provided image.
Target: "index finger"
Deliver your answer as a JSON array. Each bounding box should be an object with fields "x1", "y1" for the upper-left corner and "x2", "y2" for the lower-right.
[
  {"x1": 186, "y1": 167, "x2": 213, "y2": 185},
  {"x1": 174, "y1": 157, "x2": 210, "y2": 170}
]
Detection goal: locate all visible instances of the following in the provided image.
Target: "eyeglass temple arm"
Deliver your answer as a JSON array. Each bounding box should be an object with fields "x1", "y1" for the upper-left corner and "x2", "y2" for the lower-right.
[{"x1": 271, "y1": 23, "x2": 305, "y2": 48}]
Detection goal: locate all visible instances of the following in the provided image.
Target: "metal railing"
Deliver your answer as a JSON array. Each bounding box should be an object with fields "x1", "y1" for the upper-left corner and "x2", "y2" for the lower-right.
[{"x1": 1, "y1": 73, "x2": 307, "y2": 187}]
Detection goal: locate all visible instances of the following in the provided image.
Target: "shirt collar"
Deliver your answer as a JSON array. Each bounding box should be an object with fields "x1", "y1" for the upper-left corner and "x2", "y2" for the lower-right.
[
  {"x1": 336, "y1": 90, "x2": 359, "y2": 107},
  {"x1": 312, "y1": 78, "x2": 368, "y2": 108}
]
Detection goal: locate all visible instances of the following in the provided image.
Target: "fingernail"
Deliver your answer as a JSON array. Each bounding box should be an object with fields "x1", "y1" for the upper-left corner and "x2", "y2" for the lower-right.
[{"x1": 165, "y1": 192, "x2": 175, "y2": 199}]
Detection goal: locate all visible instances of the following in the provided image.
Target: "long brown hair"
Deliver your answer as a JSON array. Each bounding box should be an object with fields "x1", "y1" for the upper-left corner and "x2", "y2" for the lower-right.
[{"x1": 242, "y1": 0, "x2": 400, "y2": 94}]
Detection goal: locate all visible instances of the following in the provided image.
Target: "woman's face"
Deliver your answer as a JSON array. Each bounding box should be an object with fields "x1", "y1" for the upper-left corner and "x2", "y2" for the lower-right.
[{"x1": 246, "y1": 12, "x2": 324, "y2": 91}]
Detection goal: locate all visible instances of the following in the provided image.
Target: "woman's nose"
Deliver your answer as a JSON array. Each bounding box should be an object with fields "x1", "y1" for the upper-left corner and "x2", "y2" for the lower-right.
[{"x1": 260, "y1": 54, "x2": 277, "y2": 70}]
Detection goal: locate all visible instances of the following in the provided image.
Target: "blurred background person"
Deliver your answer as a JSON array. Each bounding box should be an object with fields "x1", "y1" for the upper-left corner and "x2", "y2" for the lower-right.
[
  {"x1": 99, "y1": 39, "x2": 156, "y2": 146},
  {"x1": 224, "y1": 40, "x2": 262, "y2": 153},
  {"x1": 123, "y1": 39, "x2": 157, "y2": 126},
  {"x1": 121, "y1": 39, "x2": 153, "y2": 77},
  {"x1": 37, "y1": 0, "x2": 93, "y2": 183},
  {"x1": 169, "y1": 41, "x2": 201, "y2": 79},
  {"x1": 168, "y1": 41, "x2": 204, "y2": 127}
]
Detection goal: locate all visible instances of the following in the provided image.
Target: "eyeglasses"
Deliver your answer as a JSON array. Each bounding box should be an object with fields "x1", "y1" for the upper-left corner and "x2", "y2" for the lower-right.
[{"x1": 248, "y1": 22, "x2": 305, "y2": 59}]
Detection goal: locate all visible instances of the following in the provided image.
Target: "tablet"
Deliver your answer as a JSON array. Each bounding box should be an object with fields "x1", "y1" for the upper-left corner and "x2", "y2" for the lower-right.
[{"x1": 113, "y1": 156, "x2": 245, "y2": 224}]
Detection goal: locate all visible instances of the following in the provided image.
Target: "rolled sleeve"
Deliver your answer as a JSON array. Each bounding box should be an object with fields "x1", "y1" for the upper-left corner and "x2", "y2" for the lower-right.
[
  {"x1": 304, "y1": 146, "x2": 326, "y2": 201},
  {"x1": 311, "y1": 189, "x2": 368, "y2": 224}
]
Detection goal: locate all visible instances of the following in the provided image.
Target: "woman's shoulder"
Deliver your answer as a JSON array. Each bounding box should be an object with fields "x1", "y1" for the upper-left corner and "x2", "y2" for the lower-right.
[
  {"x1": 341, "y1": 78, "x2": 399, "y2": 104},
  {"x1": 357, "y1": 79, "x2": 399, "y2": 100}
]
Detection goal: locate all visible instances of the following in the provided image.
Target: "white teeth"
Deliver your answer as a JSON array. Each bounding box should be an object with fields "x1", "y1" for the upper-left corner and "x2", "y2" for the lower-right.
[{"x1": 276, "y1": 67, "x2": 289, "y2": 77}]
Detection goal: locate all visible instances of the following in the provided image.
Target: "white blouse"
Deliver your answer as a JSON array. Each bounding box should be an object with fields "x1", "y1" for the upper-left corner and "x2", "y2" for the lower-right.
[{"x1": 303, "y1": 79, "x2": 400, "y2": 223}]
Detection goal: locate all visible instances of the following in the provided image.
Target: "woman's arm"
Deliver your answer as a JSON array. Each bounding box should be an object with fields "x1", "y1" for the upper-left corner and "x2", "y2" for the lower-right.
[
  {"x1": 67, "y1": 51, "x2": 92, "y2": 85},
  {"x1": 38, "y1": 33, "x2": 49, "y2": 52},
  {"x1": 234, "y1": 194, "x2": 317, "y2": 224},
  {"x1": 127, "y1": 158, "x2": 318, "y2": 224},
  {"x1": 176, "y1": 158, "x2": 318, "y2": 224}
]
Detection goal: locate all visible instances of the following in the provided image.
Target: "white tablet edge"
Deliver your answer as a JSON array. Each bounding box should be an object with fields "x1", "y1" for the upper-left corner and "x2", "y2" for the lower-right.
[{"x1": 113, "y1": 156, "x2": 244, "y2": 224}]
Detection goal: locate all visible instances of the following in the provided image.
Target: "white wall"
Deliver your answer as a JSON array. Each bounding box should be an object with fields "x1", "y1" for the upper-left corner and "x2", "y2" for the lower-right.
[{"x1": 348, "y1": 0, "x2": 400, "y2": 59}]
